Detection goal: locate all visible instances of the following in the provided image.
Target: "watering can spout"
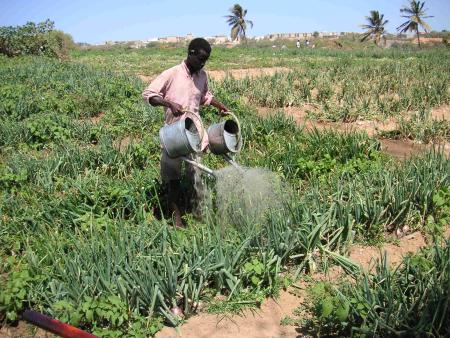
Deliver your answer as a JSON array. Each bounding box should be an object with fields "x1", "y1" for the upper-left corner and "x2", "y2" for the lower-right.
[
  {"x1": 180, "y1": 156, "x2": 216, "y2": 178},
  {"x1": 222, "y1": 154, "x2": 245, "y2": 173}
]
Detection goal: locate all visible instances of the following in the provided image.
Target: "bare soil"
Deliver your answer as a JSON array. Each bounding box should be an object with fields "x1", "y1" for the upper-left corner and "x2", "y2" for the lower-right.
[
  {"x1": 348, "y1": 231, "x2": 427, "y2": 270},
  {"x1": 138, "y1": 74, "x2": 153, "y2": 84},
  {"x1": 379, "y1": 138, "x2": 429, "y2": 159},
  {"x1": 431, "y1": 104, "x2": 450, "y2": 120},
  {"x1": 258, "y1": 106, "x2": 399, "y2": 137},
  {"x1": 157, "y1": 291, "x2": 301, "y2": 338},
  {"x1": 411, "y1": 37, "x2": 444, "y2": 45},
  {"x1": 88, "y1": 111, "x2": 105, "y2": 124},
  {"x1": 0, "y1": 321, "x2": 51, "y2": 338},
  {"x1": 113, "y1": 135, "x2": 133, "y2": 152}
]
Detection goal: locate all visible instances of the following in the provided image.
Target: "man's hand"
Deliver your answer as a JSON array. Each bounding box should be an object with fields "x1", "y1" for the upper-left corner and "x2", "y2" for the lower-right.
[
  {"x1": 211, "y1": 98, "x2": 229, "y2": 116},
  {"x1": 218, "y1": 109, "x2": 230, "y2": 117},
  {"x1": 167, "y1": 101, "x2": 184, "y2": 117},
  {"x1": 148, "y1": 96, "x2": 184, "y2": 117}
]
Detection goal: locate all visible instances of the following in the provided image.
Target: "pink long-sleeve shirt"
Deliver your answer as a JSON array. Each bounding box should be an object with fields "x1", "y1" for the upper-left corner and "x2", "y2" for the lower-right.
[{"x1": 142, "y1": 61, "x2": 213, "y2": 125}]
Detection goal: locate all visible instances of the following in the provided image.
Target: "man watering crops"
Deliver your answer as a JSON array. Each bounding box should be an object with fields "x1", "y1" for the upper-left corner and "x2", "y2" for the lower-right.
[{"x1": 142, "y1": 38, "x2": 229, "y2": 227}]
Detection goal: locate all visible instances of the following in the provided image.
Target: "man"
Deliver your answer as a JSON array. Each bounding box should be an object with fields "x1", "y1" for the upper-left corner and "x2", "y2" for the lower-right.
[{"x1": 142, "y1": 38, "x2": 228, "y2": 227}]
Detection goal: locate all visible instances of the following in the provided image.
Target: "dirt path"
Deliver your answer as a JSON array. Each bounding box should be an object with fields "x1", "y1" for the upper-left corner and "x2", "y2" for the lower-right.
[{"x1": 157, "y1": 291, "x2": 301, "y2": 338}]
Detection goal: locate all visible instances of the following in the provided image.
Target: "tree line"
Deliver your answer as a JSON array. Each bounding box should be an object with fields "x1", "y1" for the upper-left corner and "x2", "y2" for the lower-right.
[
  {"x1": 0, "y1": 1, "x2": 439, "y2": 58},
  {"x1": 361, "y1": 0, "x2": 433, "y2": 47},
  {"x1": 227, "y1": 1, "x2": 435, "y2": 48}
]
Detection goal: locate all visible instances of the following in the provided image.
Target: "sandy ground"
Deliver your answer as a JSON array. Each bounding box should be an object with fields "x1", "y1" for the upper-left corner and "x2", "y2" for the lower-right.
[
  {"x1": 157, "y1": 291, "x2": 302, "y2": 338},
  {"x1": 431, "y1": 104, "x2": 450, "y2": 120},
  {"x1": 0, "y1": 322, "x2": 52, "y2": 338},
  {"x1": 88, "y1": 111, "x2": 105, "y2": 124}
]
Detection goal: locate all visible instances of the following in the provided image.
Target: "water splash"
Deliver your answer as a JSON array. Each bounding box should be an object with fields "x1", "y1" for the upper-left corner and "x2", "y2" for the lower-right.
[{"x1": 213, "y1": 165, "x2": 287, "y2": 226}]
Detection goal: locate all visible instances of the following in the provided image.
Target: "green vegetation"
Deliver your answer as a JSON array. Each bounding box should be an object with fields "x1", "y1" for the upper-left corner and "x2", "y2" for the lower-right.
[
  {"x1": 225, "y1": 4, "x2": 254, "y2": 42},
  {"x1": 380, "y1": 109, "x2": 450, "y2": 143},
  {"x1": 0, "y1": 20, "x2": 75, "y2": 58},
  {"x1": 0, "y1": 44, "x2": 449, "y2": 337},
  {"x1": 397, "y1": 1, "x2": 433, "y2": 47},
  {"x1": 211, "y1": 48, "x2": 450, "y2": 122},
  {"x1": 289, "y1": 241, "x2": 449, "y2": 336},
  {"x1": 71, "y1": 46, "x2": 450, "y2": 124},
  {"x1": 360, "y1": 10, "x2": 389, "y2": 46}
]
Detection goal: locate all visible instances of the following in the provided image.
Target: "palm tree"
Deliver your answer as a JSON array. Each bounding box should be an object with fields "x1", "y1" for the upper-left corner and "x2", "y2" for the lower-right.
[
  {"x1": 397, "y1": 1, "x2": 433, "y2": 47},
  {"x1": 225, "y1": 4, "x2": 253, "y2": 42},
  {"x1": 360, "y1": 10, "x2": 389, "y2": 46}
]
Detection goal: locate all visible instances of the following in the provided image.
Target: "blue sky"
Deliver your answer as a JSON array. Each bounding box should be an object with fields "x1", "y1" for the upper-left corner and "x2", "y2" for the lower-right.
[{"x1": 1, "y1": 0, "x2": 449, "y2": 44}]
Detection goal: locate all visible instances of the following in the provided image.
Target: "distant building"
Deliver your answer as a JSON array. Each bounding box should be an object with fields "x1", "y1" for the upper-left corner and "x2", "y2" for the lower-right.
[
  {"x1": 264, "y1": 32, "x2": 342, "y2": 40},
  {"x1": 158, "y1": 36, "x2": 182, "y2": 43},
  {"x1": 266, "y1": 32, "x2": 311, "y2": 40},
  {"x1": 205, "y1": 35, "x2": 230, "y2": 44},
  {"x1": 157, "y1": 33, "x2": 198, "y2": 43},
  {"x1": 319, "y1": 32, "x2": 340, "y2": 38}
]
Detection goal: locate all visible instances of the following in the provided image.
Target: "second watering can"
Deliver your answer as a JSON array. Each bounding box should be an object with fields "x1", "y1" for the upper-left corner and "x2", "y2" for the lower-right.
[{"x1": 207, "y1": 112, "x2": 242, "y2": 155}]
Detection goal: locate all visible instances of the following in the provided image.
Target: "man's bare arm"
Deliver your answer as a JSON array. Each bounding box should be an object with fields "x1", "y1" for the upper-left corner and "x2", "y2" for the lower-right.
[
  {"x1": 210, "y1": 98, "x2": 229, "y2": 116},
  {"x1": 148, "y1": 96, "x2": 184, "y2": 116}
]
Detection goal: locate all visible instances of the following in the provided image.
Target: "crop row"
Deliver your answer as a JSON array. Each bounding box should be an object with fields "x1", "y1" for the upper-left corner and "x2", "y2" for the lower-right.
[
  {"x1": 1, "y1": 55, "x2": 449, "y2": 336},
  {"x1": 211, "y1": 57, "x2": 449, "y2": 121}
]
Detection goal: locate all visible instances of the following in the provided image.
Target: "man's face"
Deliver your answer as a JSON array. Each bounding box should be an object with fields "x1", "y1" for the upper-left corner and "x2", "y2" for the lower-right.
[{"x1": 187, "y1": 48, "x2": 210, "y2": 73}]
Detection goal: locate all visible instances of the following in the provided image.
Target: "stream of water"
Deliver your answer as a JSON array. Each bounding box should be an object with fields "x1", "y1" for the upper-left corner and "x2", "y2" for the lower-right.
[{"x1": 212, "y1": 165, "x2": 288, "y2": 226}]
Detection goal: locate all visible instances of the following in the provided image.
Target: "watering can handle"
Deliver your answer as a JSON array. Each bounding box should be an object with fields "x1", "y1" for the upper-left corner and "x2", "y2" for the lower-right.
[
  {"x1": 181, "y1": 109, "x2": 205, "y2": 148},
  {"x1": 221, "y1": 111, "x2": 242, "y2": 152}
]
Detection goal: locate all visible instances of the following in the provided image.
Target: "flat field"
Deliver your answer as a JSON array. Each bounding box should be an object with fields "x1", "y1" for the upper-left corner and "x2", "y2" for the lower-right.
[{"x1": 1, "y1": 45, "x2": 449, "y2": 337}]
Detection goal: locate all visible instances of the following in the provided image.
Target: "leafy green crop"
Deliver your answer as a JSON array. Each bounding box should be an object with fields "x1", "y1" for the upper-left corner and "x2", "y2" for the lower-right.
[
  {"x1": 0, "y1": 47, "x2": 449, "y2": 337},
  {"x1": 298, "y1": 241, "x2": 450, "y2": 336},
  {"x1": 0, "y1": 259, "x2": 44, "y2": 321}
]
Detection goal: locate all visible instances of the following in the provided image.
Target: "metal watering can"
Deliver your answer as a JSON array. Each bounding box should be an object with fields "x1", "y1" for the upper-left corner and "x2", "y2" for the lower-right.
[
  {"x1": 159, "y1": 111, "x2": 243, "y2": 178},
  {"x1": 159, "y1": 113, "x2": 204, "y2": 158},
  {"x1": 207, "y1": 112, "x2": 242, "y2": 155}
]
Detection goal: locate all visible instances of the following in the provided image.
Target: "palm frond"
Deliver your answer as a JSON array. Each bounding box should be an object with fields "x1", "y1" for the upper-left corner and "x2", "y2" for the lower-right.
[
  {"x1": 397, "y1": 0, "x2": 432, "y2": 35},
  {"x1": 360, "y1": 32, "x2": 372, "y2": 42},
  {"x1": 225, "y1": 3, "x2": 253, "y2": 42},
  {"x1": 360, "y1": 10, "x2": 388, "y2": 46}
]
